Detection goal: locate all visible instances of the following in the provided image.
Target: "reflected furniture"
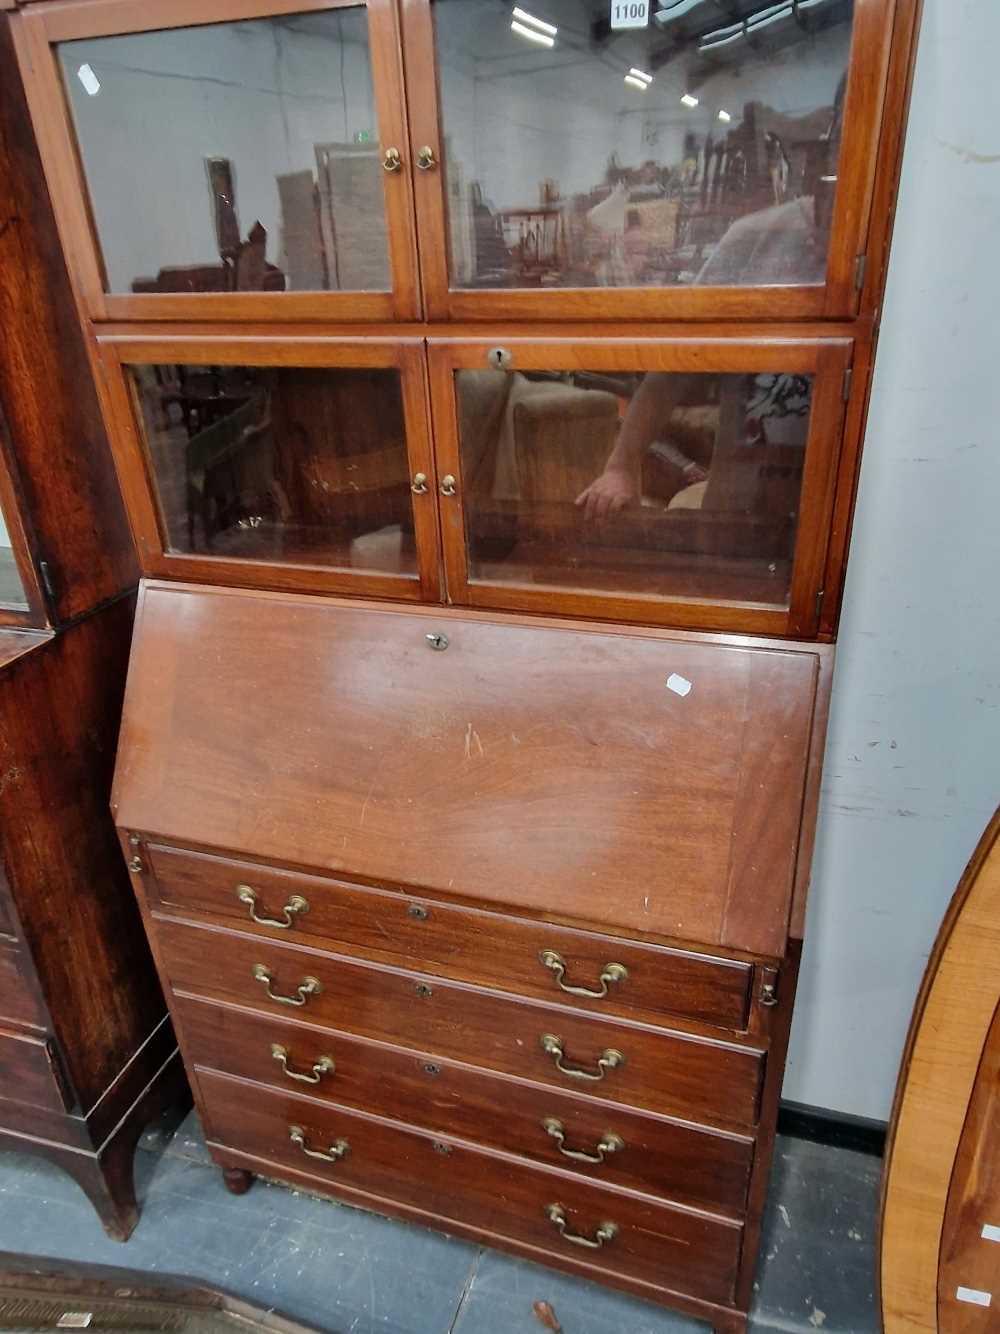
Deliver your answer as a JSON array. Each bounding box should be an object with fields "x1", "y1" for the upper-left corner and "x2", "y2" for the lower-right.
[
  {"x1": 0, "y1": 17, "x2": 186, "y2": 1239},
  {"x1": 9, "y1": 0, "x2": 921, "y2": 1327}
]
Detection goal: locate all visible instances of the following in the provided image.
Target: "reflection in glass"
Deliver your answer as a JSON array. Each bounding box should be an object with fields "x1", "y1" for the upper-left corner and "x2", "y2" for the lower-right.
[
  {"x1": 132, "y1": 365, "x2": 417, "y2": 576},
  {"x1": 434, "y1": 0, "x2": 853, "y2": 289},
  {"x1": 0, "y1": 406, "x2": 28, "y2": 611},
  {"x1": 59, "y1": 9, "x2": 390, "y2": 295},
  {"x1": 457, "y1": 367, "x2": 813, "y2": 605}
]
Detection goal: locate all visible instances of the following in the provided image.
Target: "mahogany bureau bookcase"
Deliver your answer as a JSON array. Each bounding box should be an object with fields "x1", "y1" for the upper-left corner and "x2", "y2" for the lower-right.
[
  {"x1": 9, "y1": 0, "x2": 920, "y2": 1326},
  {"x1": 0, "y1": 15, "x2": 186, "y2": 1239}
]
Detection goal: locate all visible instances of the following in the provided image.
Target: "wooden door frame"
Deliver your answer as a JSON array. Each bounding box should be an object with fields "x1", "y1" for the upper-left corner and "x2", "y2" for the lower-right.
[
  {"x1": 0, "y1": 418, "x2": 51, "y2": 628},
  {"x1": 401, "y1": 0, "x2": 898, "y2": 325},
  {"x1": 10, "y1": 0, "x2": 422, "y2": 324},
  {"x1": 95, "y1": 333, "x2": 443, "y2": 602},
  {"x1": 427, "y1": 335, "x2": 852, "y2": 637}
]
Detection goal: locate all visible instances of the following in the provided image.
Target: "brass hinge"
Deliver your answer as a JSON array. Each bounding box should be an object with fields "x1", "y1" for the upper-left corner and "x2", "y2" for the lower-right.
[
  {"x1": 38, "y1": 559, "x2": 57, "y2": 601},
  {"x1": 842, "y1": 366, "x2": 854, "y2": 403},
  {"x1": 759, "y1": 966, "x2": 780, "y2": 1010},
  {"x1": 854, "y1": 253, "x2": 867, "y2": 292}
]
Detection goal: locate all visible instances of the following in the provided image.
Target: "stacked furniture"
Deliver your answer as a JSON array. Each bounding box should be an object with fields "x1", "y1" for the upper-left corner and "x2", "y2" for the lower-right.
[
  {"x1": 0, "y1": 15, "x2": 184, "y2": 1239},
  {"x1": 8, "y1": 0, "x2": 920, "y2": 1326}
]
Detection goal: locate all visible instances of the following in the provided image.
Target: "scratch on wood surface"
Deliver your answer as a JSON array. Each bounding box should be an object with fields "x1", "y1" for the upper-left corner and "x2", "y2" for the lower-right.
[
  {"x1": 359, "y1": 780, "x2": 376, "y2": 826},
  {"x1": 464, "y1": 722, "x2": 484, "y2": 759}
]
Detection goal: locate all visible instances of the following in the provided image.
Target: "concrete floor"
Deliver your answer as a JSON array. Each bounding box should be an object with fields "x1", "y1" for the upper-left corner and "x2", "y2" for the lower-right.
[{"x1": 0, "y1": 1112, "x2": 881, "y2": 1334}]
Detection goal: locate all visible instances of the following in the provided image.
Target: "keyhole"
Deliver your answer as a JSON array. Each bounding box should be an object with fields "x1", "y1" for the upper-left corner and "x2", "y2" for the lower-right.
[{"x1": 488, "y1": 346, "x2": 512, "y2": 371}]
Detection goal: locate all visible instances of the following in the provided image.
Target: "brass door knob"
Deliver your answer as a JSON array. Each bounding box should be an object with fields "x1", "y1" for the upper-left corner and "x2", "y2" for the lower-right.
[
  {"x1": 382, "y1": 146, "x2": 402, "y2": 172},
  {"x1": 416, "y1": 145, "x2": 437, "y2": 171},
  {"x1": 440, "y1": 474, "x2": 457, "y2": 496},
  {"x1": 411, "y1": 472, "x2": 429, "y2": 494}
]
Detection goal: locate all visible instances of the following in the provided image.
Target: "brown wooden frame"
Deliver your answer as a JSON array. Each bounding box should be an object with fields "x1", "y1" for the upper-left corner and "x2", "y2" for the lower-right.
[
  {"x1": 0, "y1": 416, "x2": 50, "y2": 628},
  {"x1": 11, "y1": 0, "x2": 422, "y2": 324},
  {"x1": 427, "y1": 335, "x2": 852, "y2": 636},
  {"x1": 95, "y1": 335, "x2": 443, "y2": 601},
  {"x1": 401, "y1": 0, "x2": 897, "y2": 325}
]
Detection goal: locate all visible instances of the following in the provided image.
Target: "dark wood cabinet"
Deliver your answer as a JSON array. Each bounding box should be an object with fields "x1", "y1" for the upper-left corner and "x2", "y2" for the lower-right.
[
  {"x1": 8, "y1": 0, "x2": 920, "y2": 1325},
  {"x1": 0, "y1": 17, "x2": 187, "y2": 1239}
]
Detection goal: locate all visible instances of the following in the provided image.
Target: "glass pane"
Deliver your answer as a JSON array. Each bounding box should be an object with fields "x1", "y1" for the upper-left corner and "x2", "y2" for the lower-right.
[
  {"x1": 132, "y1": 365, "x2": 417, "y2": 577},
  {"x1": 0, "y1": 407, "x2": 28, "y2": 611},
  {"x1": 434, "y1": 0, "x2": 853, "y2": 290},
  {"x1": 58, "y1": 8, "x2": 390, "y2": 295},
  {"x1": 457, "y1": 366, "x2": 813, "y2": 605}
]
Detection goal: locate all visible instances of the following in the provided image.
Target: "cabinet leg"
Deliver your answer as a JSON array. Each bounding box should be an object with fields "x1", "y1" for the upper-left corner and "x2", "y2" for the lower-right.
[
  {"x1": 62, "y1": 1148, "x2": 139, "y2": 1243},
  {"x1": 222, "y1": 1167, "x2": 255, "y2": 1196},
  {"x1": 712, "y1": 1312, "x2": 748, "y2": 1334}
]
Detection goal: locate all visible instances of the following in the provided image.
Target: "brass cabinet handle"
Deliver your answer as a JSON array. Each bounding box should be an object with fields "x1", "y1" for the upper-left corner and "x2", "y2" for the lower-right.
[
  {"x1": 252, "y1": 964, "x2": 321, "y2": 1007},
  {"x1": 539, "y1": 950, "x2": 628, "y2": 1000},
  {"x1": 237, "y1": 884, "x2": 308, "y2": 929},
  {"x1": 271, "y1": 1043, "x2": 334, "y2": 1085},
  {"x1": 540, "y1": 1034, "x2": 624, "y2": 1082},
  {"x1": 411, "y1": 472, "x2": 429, "y2": 494},
  {"x1": 288, "y1": 1125, "x2": 349, "y2": 1164},
  {"x1": 439, "y1": 474, "x2": 457, "y2": 496},
  {"x1": 416, "y1": 145, "x2": 437, "y2": 171},
  {"x1": 542, "y1": 1117, "x2": 624, "y2": 1164},
  {"x1": 382, "y1": 146, "x2": 402, "y2": 172},
  {"x1": 544, "y1": 1203, "x2": 618, "y2": 1250}
]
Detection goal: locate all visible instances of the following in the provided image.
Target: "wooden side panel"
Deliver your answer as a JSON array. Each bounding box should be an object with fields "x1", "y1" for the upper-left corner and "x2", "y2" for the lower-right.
[
  {"x1": 881, "y1": 808, "x2": 1000, "y2": 1333},
  {"x1": 116, "y1": 583, "x2": 821, "y2": 958},
  {"x1": 0, "y1": 599, "x2": 166, "y2": 1110},
  {"x1": 0, "y1": 16, "x2": 136, "y2": 624}
]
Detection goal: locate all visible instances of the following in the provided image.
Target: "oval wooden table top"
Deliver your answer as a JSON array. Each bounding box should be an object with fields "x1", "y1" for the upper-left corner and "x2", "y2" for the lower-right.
[{"x1": 881, "y1": 806, "x2": 1000, "y2": 1332}]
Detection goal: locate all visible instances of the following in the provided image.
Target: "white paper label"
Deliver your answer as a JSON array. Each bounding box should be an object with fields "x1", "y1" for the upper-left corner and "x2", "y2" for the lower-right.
[
  {"x1": 957, "y1": 1288, "x2": 992, "y2": 1308},
  {"x1": 982, "y1": 1224, "x2": 1000, "y2": 1242},
  {"x1": 666, "y1": 673, "x2": 692, "y2": 698},
  {"x1": 611, "y1": 0, "x2": 649, "y2": 29}
]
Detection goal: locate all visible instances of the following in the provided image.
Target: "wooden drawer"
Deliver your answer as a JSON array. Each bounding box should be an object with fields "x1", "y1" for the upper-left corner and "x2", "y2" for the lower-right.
[
  {"x1": 179, "y1": 995, "x2": 754, "y2": 1218},
  {"x1": 198, "y1": 1070, "x2": 742, "y2": 1306},
  {"x1": 145, "y1": 843, "x2": 754, "y2": 1032},
  {"x1": 0, "y1": 1026, "x2": 71, "y2": 1112},
  {"x1": 158, "y1": 918, "x2": 765, "y2": 1130},
  {"x1": 0, "y1": 944, "x2": 45, "y2": 1030}
]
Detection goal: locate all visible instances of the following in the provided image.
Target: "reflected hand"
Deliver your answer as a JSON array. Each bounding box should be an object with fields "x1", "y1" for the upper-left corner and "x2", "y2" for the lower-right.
[{"x1": 575, "y1": 468, "x2": 640, "y2": 521}]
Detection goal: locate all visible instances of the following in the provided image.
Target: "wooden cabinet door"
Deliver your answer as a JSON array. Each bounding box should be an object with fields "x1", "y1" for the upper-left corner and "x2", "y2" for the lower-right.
[
  {"x1": 428, "y1": 336, "x2": 851, "y2": 636},
  {"x1": 97, "y1": 335, "x2": 442, "y2": 602},
  {"x1": 402, "y1": 0, "x2": 896, "y2": 323},
  {"x1": 13, "y1": 0, "x2": 421, "y2": 323}
]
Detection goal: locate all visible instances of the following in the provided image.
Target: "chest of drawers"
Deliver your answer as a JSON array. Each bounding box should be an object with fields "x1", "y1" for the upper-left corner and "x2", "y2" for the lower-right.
[{"x1": 115, "y1": 581, "x2": 830, "y2": 1333}]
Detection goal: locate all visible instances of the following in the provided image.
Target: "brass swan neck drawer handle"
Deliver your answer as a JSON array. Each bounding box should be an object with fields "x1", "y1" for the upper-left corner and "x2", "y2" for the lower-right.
[
  {"x1": 252, "y1": 964, "x2": 321, "y2": 1007},
  {"x1": 539, "y1": 950, "x2": 628, "y2": 999},
  {"x1": 288, "y1": 1125, "x2": 349, "y2": 1164},
  {"x1": 271, "y1": 1043, "x2": 335, "y2": 1085},
  {"x1": 237, "y1": 884, "x2": 309, "y2": 929},
  {"x1": 540, "y1": 1034, "x2": 624, "y2": 1082},
  {"x1": 542, "y1": 1117, "x2": 624, "y2": 1164},
  {"x1": 544, "y1": 1203, "x2": 618, "y2": 1250}
]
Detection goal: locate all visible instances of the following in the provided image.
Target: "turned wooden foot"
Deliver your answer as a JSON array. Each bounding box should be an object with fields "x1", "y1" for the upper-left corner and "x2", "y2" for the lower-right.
[{"x1": 222, "y1": 1167, "x2": 255, "y2": 1196}]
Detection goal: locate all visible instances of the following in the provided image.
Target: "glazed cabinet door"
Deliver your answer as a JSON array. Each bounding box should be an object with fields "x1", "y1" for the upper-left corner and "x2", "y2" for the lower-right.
[
  {"x1": 403, "y1": 0, "x2": 894, "y2": 322},
  {"x1": 13, "y1": 0, "x2": 420, "y2": 323},
  {"x1": 428, "y1": 336, "x2": 851, "y2": 635},
  {"x1": 0, "y1": 403, "x2": 49, "y2": 628},
  {"x1": 97, "y1": 337, "x2": 442, "y2": 601}
]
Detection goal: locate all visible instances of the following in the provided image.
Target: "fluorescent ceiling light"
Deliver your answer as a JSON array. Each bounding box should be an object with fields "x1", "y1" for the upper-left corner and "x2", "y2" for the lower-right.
[
  {"x1": 511, "y1": 18, "x2": 555, "y2": 45},
  {"x1": 624, "y1": 75, "x2": 650, "y2": 90},
  {"x1": 511, "y1": 6, "x2": 557, "y2": 35},
  {"x1": 718, "y1": 108, "x2": 732, "y2": 122},
  {"x1": 680, "y1": 93, "x2": 699, "y2": 108},
  {"x1": 77, "y1": 63, "x2": 101, "y2": 96},
  {"x1": 629, "y1": 67, "x2": 653, "y2": 84}
]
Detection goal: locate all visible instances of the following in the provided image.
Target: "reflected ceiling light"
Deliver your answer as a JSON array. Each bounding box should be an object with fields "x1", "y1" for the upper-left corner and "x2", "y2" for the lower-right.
[
  {"x1": 511, "y1": 7, "x2": 557, "y2": 35},
  {"x1": 629, "y1": 67, "x2": 653, "y2": 84},
  {"x1": 624, "y1": 74, "x2": 650, "y2": 90},
  {"x1": 77, "y1": 63, "x2": 101, "y2": 96},
  {"x1": 718, "y1": 108, "x2": 732, "y2": 122},
  {"x1": 680, "y1": 93, "x2": 699, "y2": 108},
  {"x1": 511, "y1": 17, "x2": 555, "y2": 45}
]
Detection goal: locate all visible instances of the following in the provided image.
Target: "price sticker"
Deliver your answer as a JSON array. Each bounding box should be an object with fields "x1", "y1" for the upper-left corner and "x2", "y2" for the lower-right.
[{"x1": 611, "y1": 0, "x2": 649, "y2": 28}]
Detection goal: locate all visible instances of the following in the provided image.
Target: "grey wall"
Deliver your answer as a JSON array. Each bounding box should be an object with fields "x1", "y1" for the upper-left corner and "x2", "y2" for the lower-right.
[{"x1": 783, "y1": 0, "x2": 1000, "y2": 1120}]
